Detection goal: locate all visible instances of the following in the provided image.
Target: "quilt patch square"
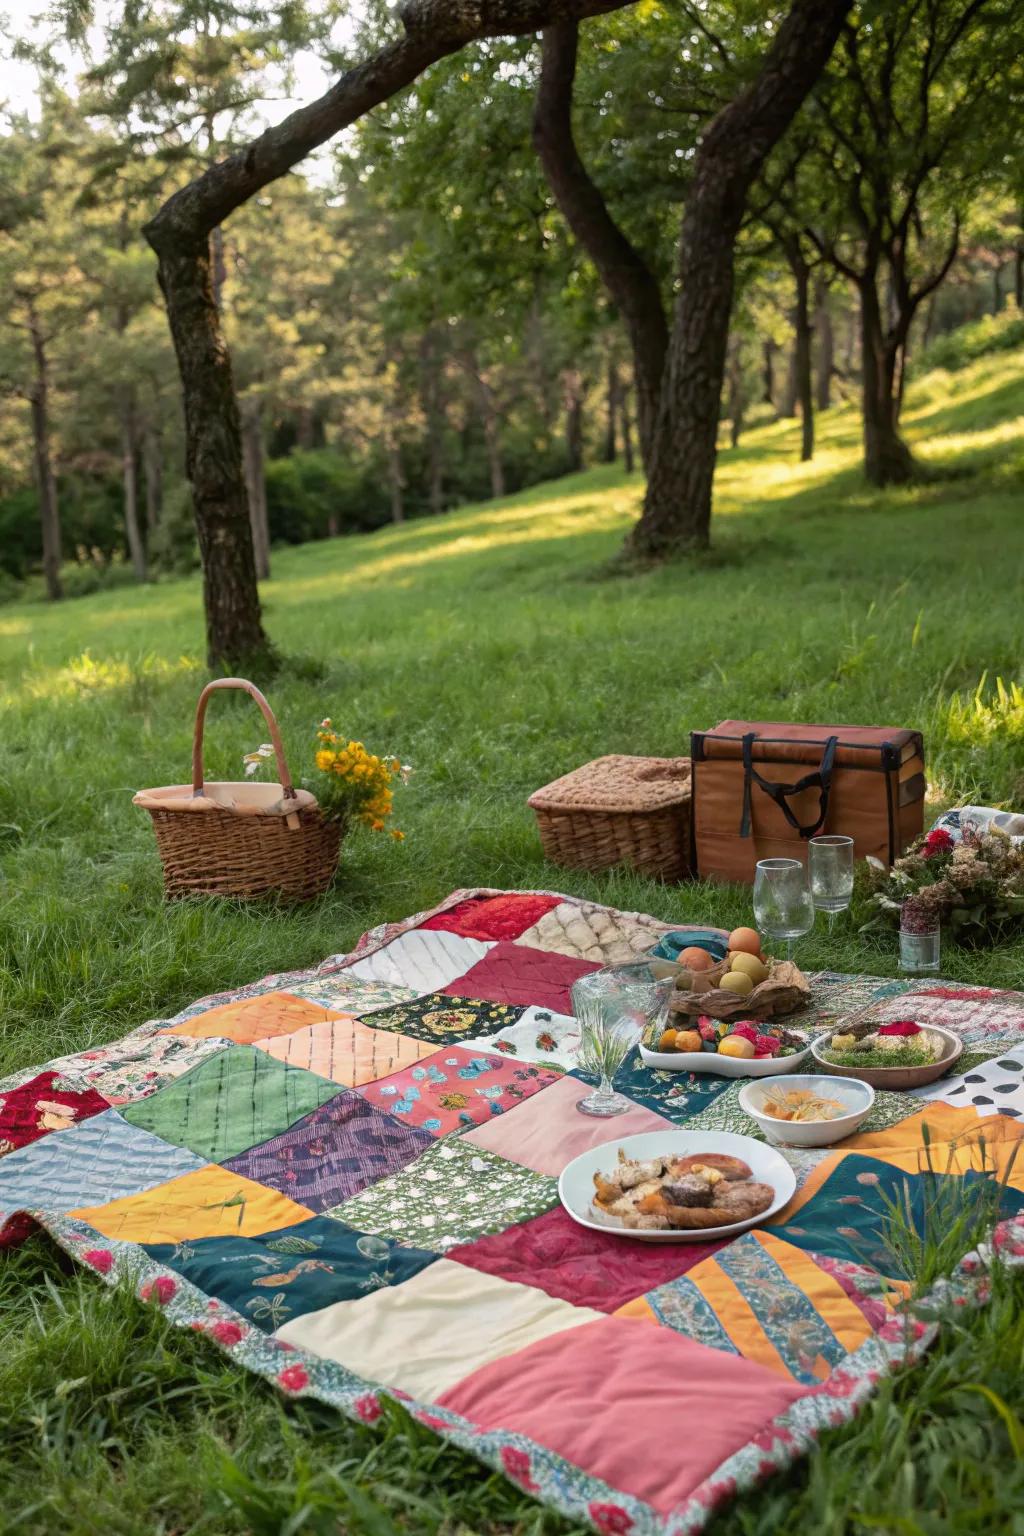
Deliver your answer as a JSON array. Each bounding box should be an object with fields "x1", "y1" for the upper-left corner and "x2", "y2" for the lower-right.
[
  {"x1": 254, "y1": 1016, "x2": 442, "y2": 1087},
  {"x1": 164, "y1": 990, "x2": 346, "y2": 1044},
  {"x1": 442, "y1": 941, "x2": 600, "y2": 1013},
  {"x1": 572, "y1": 1051, "x2": 733, "y2": 1123},
  {"x1": 0, "y1": 1110, "x2": 205, "y2": 1219},
  {"x1": 459, "y1": 1006, "x2": 581, "y2": 1071},
  {"x1": 462, "y1": 1073, "x2": 674, "y2": 1177},
  {"x1": 331, "y1": 1138, "x2": 559, "y2": 1253},
  {"x1": 446, "y1": 1205, "x2": 724, "y2": 1311},
  {"x1": 72, "y1": 1163, "x2": 315, "y2": 1243},
  {"x1": 0, "y1": 1070, "x2": 111, "y2": 1157},
  {"x1": 362, "y1": 993, "x2": 525, "y2": 1045},
  {"x1": 345, "y1": 931, "x2": 493, "y2": 993},
  {"x1": 911, "y1": 1046, "x2": 1024, "y2": 1118},
  {"x1": 275, "y1": 1257, "x2": 604, "y2": 1403},
  {"x1": 221, "y1": 1091, "x2": 435, "y2": 1210},
  {"x1": 288, "y1": 976, "x2": 419, "y2": 1015},
  {"x1": 437, "y1": 1315, "x2": 810, "y2": 1518},
  {"x1": 356, "y1": 1046, "x2": 561, "y2": 1136},
  {"x1": 121, "y1": 1047, "x2": 341, "y2": 1164},
  {"x1": 39, "y1": 1033, "x2": 233, "y2": 1107},
  {"x1": 516, "y1": 901, "x2": 672, "y2": 964},
  {"x1": 419, "y1": 893, "x2": 562, "y2": 942},
  {"x1": 144, "y1": 1214, "x2": 437, "y2": 1332}
]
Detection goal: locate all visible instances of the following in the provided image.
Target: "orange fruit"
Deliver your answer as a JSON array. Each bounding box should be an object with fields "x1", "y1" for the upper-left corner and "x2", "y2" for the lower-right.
[
  {"x1": 658, "y1": 1028, "x2": 678, "y2": 1051},
  {"x1": 674, "y1": 1028, "x2": 703, "y2": 1054},
  {"x1": 728, "y1": 927, "x2": 762, "y2": 955},
  {"x1": 718, "y1": 1035, "x2": 756, "y2": 1059},
  {"x1": 679, "y1": 946, "x2": 714, "y2": 971}
]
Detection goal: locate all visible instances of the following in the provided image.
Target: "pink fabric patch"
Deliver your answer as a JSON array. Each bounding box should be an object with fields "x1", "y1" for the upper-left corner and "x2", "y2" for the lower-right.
[
  {"x1": 421, "y1": 894, "x2": 562, "y2": 942},
  {"x1": 442, "y1": 941, "x2": 600, "y2": 1013},
  {"x1": 461, "y1": 1073, "x2": 673, "y2": 1177},
  {"x1": 356, "y1": 1045, "x2": 562, "y2": 1137},
  {"x1": 438, "y1": 1316, "x2": 809, "y2": 1517},
  {"x1": 446, "y1": 1205, "x2": 723, "y2": 1311}
]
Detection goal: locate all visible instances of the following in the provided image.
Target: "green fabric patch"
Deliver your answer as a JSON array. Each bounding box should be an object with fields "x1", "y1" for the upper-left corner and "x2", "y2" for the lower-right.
[{"x1": 122, "y1": 1046, "x2": 341, "y2": 1163}]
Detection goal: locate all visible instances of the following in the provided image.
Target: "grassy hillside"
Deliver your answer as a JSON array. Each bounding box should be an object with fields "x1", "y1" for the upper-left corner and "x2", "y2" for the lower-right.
[{"x1": 2, "y1": 345, "x2": 1024, "y2": 1534}]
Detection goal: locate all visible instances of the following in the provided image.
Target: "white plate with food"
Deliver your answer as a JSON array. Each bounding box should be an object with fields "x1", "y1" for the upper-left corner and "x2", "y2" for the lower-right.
[
  {"x1": 638, "y1": 1024, "x2": 811, "y2": 1077},
  {"x1": 558, "y1": 1130, "x2": 797, "y2": 1243}
]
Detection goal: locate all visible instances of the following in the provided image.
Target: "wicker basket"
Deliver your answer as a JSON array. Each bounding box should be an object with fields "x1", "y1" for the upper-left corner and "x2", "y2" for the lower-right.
[
  {"x1": 133, "y1": 677, "x2": 342, "y2": 902},
  {"x1": 528, "y1": 755, "x2": 692, "y2": 881}
]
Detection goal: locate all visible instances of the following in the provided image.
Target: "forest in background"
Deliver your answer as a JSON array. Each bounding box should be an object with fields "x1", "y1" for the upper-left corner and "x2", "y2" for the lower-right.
[{"x1": 1, "y1": 0, "x2": 1023, "y2": 604}]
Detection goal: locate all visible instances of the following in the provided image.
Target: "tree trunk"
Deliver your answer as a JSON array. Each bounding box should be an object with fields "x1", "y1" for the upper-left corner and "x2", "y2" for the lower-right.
[
  {"x1": 462, "y1": 350, "x2": 505, "y2": 498},
  {"x1": 629, "y1": 0, "x2": 853, "y2": 557},
  {"x1": 814, "y1": 276, "x2": 833, "y2": 411},
  {"x1": 1015, "y1": 218, "x2": 1023, "y2": 309},
  {"x1": 296, "y1": 404, "x2": 316, "y2": 450},
  {"x1": 420, "y1": 330, "x2": 446, "y2": 512},
  {"x1": 533, "y1": 20, "x2": 667, "y2": 471},
  {"x1": 761, "y1": 338, "x2": 776, "y2": 406},
  {"x1": 152, "y1": 238, "x2": 269, "y2": 670},
  {"x1": 27, "y1": 305, "x2": 62, "y2": 601},
  {"x1": 385, "y1": 428, "x2": 405, "y2": 523},
  {"x1": 143, "y1": 423, "x2": 163, "y2": 529},
  {"x1": 120, "y1": 403, "x2": 148, "y2": 580},
  {"x1": 992, "y1": 260, "x2": 1004, "y2": 315},
  {"x1": 603, "y1": 354, "x2": 618, "y2": 462},
  {"x1": 778, "y1": 340, "x2": 798, "y2": 418},
  {"x1": 859, "y1": 279, "x2": 916, "y2": 486},
  {"x1": 241, "y1": 399, "x2": 271, "y2": 580},
  {"x1": 621, "y1": 384, "x2": 635, "y2": 473},
  {"x1": 564, "y1": 369, "x2": 584, "y2": 471},
  {"x1": 783, "y1": 238, "x2": 814, "y2": 461}
]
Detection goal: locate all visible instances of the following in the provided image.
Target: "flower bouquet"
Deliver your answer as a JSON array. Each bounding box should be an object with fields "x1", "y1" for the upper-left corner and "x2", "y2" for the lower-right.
[
  {"x1": 864, "y1": 821, "x2": 1024, "y2": 944},
  {"x1": 245, "y1": 717, "x2": 409, "y2": 840}
]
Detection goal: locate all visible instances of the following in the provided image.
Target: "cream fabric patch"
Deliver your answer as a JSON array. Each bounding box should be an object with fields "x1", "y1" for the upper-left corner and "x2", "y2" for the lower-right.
[
  {"x1": 344, "y1": 931, "x2": 493, "y2": 993},
  {"x1": 276, "y1": 1257, "x2": 602, "y2": 1402},
  {"x1": 516, "y1": 902, "x2": 670, "y2": 964}
]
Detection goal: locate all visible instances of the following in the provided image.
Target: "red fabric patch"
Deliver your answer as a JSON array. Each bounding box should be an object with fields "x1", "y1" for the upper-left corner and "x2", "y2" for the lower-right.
[
  {"x1": 437, "y1": 1316, "x2": 809, "y2": 1517},
  {"x1": 442, "y1": 942, "x2": 600, "y2": 1014},
  {"x1": 446, "y1": 1205, "x2": 724, "y2": 1311},
  {"x1": 420, "y1": 894, "x2": 562, "y2": 942},
  {"x1": 0, "y1": 1211, "x2": 38, "y2": 1250},
  {"x1": 0, "y1": 1071, "x2": 110, "y2": 1155}
]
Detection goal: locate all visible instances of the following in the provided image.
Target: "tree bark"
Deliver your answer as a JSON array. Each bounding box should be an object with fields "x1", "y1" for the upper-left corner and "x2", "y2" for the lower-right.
[
  {"x1": 564, "y1": 369, "x2": 585, "y2": 471},
  {"x1": 241, "y1": 398, "x2": 271, "y2": 580},
  {"x1": 462, "y1": 350, "x2": 505, "y2": 498},
  {"x1": 120, "y1": 402, "x2": 148, "y2": 580},
  {"x1": 26, "y1": 300, "x2": 62, "y2": 601},
  {"x1": 143, "y1": 1, "x2": 636, "y2": 667},
  {"x1": 385, "y1": 427, "x2": 405, "y2": 523},
  {"x1": 1015, "y1": 215, "x2": 1023, "y2": 309},
  {"x1": 783, "y1": 236, "x2": 814, "y2": 461},
  {"x1": 762, "y1": 338, "x2": 776, "y2": 406},
  {"x1": 778, "y1": 341, "x2": 798, "y2": 418},
  {"x1": 143, "y1": 423, "x2": 163, "y2": 529},
  {"x1": 603, "y1": 354, "x2": 618, "y2": 462},
  {"x1": 621, "y1": 384, "x2": 635, "y2": 473},
  {"x1": 628, "y1": 0, "x2": 852, "y2": 557},
  {"x1": 859, "y1": 278, "x2": 916, "y2": 486},
  {"x1": 420, "y1": 329, "x2": 446, "y2": 512},
  {"x1": 814, "y1": 276, "x2": 833, "y2": 411},
  {"x1": 533, "y1": 20, "x2": 667, "y2": 471}
]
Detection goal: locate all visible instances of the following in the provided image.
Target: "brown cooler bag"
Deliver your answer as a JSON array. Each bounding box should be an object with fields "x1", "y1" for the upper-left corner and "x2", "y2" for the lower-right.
[{"x1": 690, "y1": 720, "x2": 925, "y2": 883}]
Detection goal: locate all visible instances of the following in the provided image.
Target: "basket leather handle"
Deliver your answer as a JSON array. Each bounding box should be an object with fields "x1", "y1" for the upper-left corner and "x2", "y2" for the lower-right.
[{"x1": 191, "y1": 678, "x2": 298, "y2": 800}]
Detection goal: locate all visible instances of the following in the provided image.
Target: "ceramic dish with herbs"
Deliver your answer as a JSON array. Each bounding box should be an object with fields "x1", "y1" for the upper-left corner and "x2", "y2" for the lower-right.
[{"x1": 809, "y1": 1019, "x2": 962, "y2": 1089}]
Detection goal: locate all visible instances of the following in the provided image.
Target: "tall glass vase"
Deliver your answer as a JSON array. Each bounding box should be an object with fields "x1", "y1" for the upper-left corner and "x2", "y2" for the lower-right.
[{"x1": 571, "y1": 962, "x2": 675, "y2": 1117}]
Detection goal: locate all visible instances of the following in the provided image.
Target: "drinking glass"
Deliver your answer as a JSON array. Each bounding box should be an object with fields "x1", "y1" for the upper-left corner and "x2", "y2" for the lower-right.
[
  {"x1": 752, "y1": 857, "x2": 814, "y2": 958},
  {"x1": 809, "y1": 834, "x2": 855, "y2": 929},
  {"x1": 571, "y1": 962, "x2": 675, "y2": 1117}
]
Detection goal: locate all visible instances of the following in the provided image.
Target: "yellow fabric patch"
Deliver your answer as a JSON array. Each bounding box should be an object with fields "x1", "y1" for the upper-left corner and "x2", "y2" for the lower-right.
[
  {"x1": 163, "y1": 990, "x2": 344, "y2": 1044},
  {"x1": 275, "y1": 1257, "x2": 603, "y2": 1402},
  {"x1": 254, "y1": 1016, "x2": 442, "y2": 1086},
  {"x1": 678, "y1": 1256, "x2": 791, "y2": 1378},
  {"x1": 72, "y1": 1164, "x2": 315, "y2": 1243},
  {"x1": 755, "y1": 1230, "x2": 882, "y2": 1356}
]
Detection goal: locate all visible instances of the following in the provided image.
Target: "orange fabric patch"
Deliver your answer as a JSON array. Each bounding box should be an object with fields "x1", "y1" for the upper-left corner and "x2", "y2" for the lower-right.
[
  {"x1": 254, "y1": 1016, "x2": 442, "y2": 1086},
  {"x1": 71, "y1": 1164, "x2": 314, "y2": 1243},
  {"x1": 163, "y1": 991, "x2": 344, "y2": 1044}
]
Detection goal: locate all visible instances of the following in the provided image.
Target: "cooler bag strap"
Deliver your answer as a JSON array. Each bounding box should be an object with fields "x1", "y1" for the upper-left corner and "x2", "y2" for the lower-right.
[{"x1": 740, "y1": 733, "x2": 838, "y2": 840}]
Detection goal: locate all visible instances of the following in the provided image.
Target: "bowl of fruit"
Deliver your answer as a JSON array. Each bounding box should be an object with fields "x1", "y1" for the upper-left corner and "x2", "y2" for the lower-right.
[
  {"x1": 639, "y1": 1015, "x2": 812, "y2": 1077},
  {"x1": 662, "y1": 927, "x2": 811, "y2": 1021}
]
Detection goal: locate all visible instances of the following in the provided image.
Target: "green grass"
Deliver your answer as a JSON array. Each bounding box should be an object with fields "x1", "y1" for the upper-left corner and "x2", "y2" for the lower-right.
[{"x1": 2, "y1": 344, "x2": 1024, "y2": 1532}]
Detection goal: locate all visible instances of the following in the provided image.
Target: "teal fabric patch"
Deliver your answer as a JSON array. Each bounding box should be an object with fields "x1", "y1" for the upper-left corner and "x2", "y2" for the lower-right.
[
  {"x1": 571, "y1": 1047, "x2": 732, "y2": 1122},
  {"x1": 712, "y1": 1233, "x2": 848, "y2": 1383},
  {"x1": 144, "y1": 1215, "x2": 436, "y2": 1331}
]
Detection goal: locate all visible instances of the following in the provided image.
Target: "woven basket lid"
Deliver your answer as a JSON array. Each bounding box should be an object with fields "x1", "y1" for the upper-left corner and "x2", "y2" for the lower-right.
[{"x1": 528, "y1": 755, "x2": 691, "y2": 814}]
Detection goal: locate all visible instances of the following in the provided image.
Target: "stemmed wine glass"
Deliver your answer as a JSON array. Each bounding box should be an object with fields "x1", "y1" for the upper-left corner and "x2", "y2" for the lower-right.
[
  {"x1": 571, "y1": 962, "x2": 675, "y2": 1117},
  {"x1": 809, "y1": 834, "x2": 855, "y2": 931},
  {"x1": 753, "y1": 857, "x2": 814, "y2": 959}
]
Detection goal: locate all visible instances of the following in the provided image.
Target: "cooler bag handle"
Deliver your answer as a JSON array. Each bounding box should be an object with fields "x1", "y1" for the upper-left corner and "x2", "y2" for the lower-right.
[{"x1": 740, "y1": 733, "x2": 838, "y2": 840}]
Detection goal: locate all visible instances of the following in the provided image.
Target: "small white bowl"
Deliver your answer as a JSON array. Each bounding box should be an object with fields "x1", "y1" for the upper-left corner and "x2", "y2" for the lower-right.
[{"x1": 738, "y1": 1074, "x2": 875, "y2": 1148}]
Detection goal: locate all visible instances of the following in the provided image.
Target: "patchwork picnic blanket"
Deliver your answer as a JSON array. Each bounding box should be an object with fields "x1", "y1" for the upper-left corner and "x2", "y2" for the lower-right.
[{"x1": 4, "y1": 886, "x2": 1024, "y2": 1535}]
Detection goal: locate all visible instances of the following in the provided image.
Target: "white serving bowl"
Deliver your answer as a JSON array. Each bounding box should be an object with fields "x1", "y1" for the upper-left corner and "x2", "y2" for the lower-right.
[
  {"x1": 738, "y1": 1074, "x2": 875, "y2": 1148},
  {"x1": 639, "y1": 1027, "x2": 811, "y2": 1078}
]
